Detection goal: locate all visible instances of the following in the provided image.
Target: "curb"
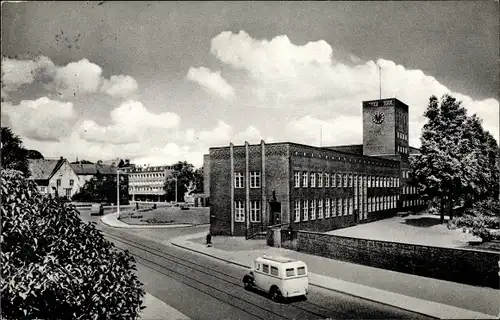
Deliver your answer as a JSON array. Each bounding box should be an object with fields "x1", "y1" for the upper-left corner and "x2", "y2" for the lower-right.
[
  {"x1": 171, "y1": 240, "x2": 498, "y2": 320},
  {"x1": 99, "y1": 213, "x2": 210, "y2": 229}
]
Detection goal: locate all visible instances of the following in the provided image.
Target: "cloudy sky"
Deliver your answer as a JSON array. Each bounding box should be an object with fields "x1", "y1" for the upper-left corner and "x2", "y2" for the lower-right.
[{"x1": 1, "y1": 1, "x2": 498, "y2": 167}]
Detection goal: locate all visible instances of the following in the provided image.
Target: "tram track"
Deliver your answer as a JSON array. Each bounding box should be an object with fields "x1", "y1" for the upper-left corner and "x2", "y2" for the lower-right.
[{"x1": 103, "y1": 231, "x2": 337, "y2": 319}]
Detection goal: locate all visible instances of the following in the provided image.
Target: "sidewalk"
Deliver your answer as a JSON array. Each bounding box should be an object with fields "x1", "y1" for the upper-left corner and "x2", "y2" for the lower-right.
[
  {"x1": 100, "y1": 212, "x2": 201, "y2": 229},
  {"x1": 141, "y1": 293, "x2": 190, "y2": 320},
  {"x1": 171, "y1": 233, "x2": 499, "y2": 319}
]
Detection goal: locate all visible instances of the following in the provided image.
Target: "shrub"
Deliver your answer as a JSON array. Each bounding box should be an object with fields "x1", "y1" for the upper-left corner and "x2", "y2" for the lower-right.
[
  {"x1": 1, "y1": 170, "x2": 145, "y2": 319},
  {"x1": 447, "y1": 198, "x2": 500, "y2": 241}
]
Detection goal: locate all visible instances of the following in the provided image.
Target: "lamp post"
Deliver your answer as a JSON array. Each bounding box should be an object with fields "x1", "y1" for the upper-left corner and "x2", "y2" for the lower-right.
[
  {"x1": 117, "y1": 169, "x2": 121, "y2": 219},
  {"x1": 175, "y1": 176, "x2": 178, "y2": 204}
]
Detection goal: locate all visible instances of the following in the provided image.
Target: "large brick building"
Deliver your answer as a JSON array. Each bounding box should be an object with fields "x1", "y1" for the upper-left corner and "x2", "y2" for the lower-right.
[{"x1": 207, "y1": 98, "x2": 425, "y2": 237}]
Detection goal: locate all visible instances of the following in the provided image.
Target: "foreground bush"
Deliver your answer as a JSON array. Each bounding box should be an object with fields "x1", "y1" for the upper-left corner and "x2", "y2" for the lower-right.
[
  {"x1": 448, "y1": 199, "x2": 500, "y2": 241},
  {"x1": 1, "y1": 170, "x2": 145, "y2": 319}
]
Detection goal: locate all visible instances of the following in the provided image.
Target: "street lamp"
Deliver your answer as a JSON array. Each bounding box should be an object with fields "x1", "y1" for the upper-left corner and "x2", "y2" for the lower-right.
[
  {"x1": 174, "y1": 176, "x2": 178, "y2": 204},
  {"x1": 117, "y1": 168, "x2": 122, "y2": 219}
]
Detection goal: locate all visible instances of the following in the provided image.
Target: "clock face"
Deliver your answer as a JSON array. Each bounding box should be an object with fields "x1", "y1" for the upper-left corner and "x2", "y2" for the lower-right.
[{"x1": 372, "y1": 112, "x2": 385, "y2": 124}]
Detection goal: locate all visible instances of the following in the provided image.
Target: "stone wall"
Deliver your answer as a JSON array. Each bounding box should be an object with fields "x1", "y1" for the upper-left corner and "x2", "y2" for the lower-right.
[{"x1": 273, "y1": 229, "x2": 499, "y2": 289}]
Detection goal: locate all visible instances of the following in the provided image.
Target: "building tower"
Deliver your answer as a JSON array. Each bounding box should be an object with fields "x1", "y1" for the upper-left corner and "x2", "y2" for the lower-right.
[{"x1": 362, "y1": 98, "x2": 409, "y2": 159}]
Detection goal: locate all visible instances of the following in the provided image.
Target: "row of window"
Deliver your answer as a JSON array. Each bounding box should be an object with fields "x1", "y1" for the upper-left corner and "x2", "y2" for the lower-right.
[
  {"x1": 130, "y1": 173, "x2": 166, "y2": 179},
  {"x1": 129, "y1": 181, "x2": 164, "y2": 186},
  {"x1": 130, "y1": 186, "x2": 163, "y2": 191},
  {"x1": 293, "y1": 172, "x2": 400, "y2": 189},
  {"x1": 293, "y1": 195, "x2": 399, "y2": 222},
  {"x1": 402, "y1": 170, "x2": 410, "y2": 179},
  {"x1": 55, "y1": 179, "x2": 74, "y2": 187},
  {"x1": 234, "y1": 200, "x2": 261, "y2": 222},
  {"x1": 403, "y1": 199, "x2": 424, "y2": 207},
  {"x1": 397, "y1": 131, "x2": 408, "y2": 141},
  {"x1": 397, "y1": 145, "x2": 408, "y2": 154},
  {"x1": 254, "y1": 263, "x2": 306, "y2": 278},
  {"x1": 234, "y1": 172, "x2": 261, "y2": 188},
  {"x1": 402, "y1": 185, "x2": 418, "y2": 195}
]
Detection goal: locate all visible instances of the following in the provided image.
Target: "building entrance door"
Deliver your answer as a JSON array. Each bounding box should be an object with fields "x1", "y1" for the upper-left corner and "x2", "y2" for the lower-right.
[{"x1": 269, "y1": 201, "x2": 281, "y2": 225}]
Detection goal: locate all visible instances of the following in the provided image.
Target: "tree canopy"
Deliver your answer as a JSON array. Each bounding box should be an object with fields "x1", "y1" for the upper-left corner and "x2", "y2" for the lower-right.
[
  {"x1": 1, "y1": 127, "x2": 29, "y2": 176},
  {"x1": 1, "y1": 169, "x2": 144, "y2": 319},
  {"x1": 163, "y1": 161, "x2": 195, "y2": 202},
  {"x1": 410, "y1": 94, "x2": 500, "y2": 222},
  {"x1": 72, "y1": 171, "x2": 129, "y2": 204}
]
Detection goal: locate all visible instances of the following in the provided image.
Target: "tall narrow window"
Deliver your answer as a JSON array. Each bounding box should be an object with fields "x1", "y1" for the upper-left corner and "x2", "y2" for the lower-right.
[
  {"x1": 337, "y1": 173, "x2": 342, "y2": 187},
  {"x1": 325, "y1": 198, "x2": 330, "y2": 218},
  {"x1": 332, "y1": 173, "x2": 336, "y2": 187},
  {"x1": 318, "y1": 199, "x2": 323, "y2": 219},
  {"x1": 324, "y1": 173, "x2": 330, "y2": 187},
  {"x1": 294, "y1": 200, "x2": 300, "y2": 222},
  {"x1": 234, "y1": 172, "x2": 244, "y2": 188},
  {"x1": 250, "y1": 172, "x2": 261, "y2": 188},
  {"x1": 250, "y1": 201, "x2": 261, "y2": 222},
  {"x1": 349, "y1": 174, "x2": 353, "y2": 187},
  {"x1": 303, "y1": 200, "x2": 309, "y2": 221},
  {"x1": 310, "y1": 173, "x2": 316, "y2": 187},
  {"x1": 318, "y1": 173, "x2": 323, "y2": 187},
  {"x1": 310, "y1": 199, "x2": 316, "y2": 220},
  {"x1": 69, "y1": 179, "x2": 74, "y2": 186},
  {"x1": 343, "y1": 173, "x2": 348, "y2": 187},
  {"x1": 294, "y1": 171, "x2": 300, "y2": 188},
  {"x1": 303, "y1": 172, "x2": 308, "y2": 187},
  {"x1": 234, "y1": 201, "x2": 245, "y2": 222},
  {"x1": 342, "y1": 198, "x2": 346, "y2": 215},
  {"x1": 336, "y1": 198, "x2": 341, "y2": 216}
]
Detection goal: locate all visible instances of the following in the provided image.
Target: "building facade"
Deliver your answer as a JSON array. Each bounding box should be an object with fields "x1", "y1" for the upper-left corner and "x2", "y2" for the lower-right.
[
  {"x1": 28, "y1": 158, "x2": 80, "y2": 198},
  {"x1": 123, "y1": 165, "x2": 174, "y2": 202},
  {"x1": 208, "y1": 98, "x2": 425, "y2": 236}
]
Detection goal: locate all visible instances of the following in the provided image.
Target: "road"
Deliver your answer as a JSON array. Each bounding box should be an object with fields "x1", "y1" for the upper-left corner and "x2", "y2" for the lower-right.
[{"x1": 79, "y1": 210, "x2": 432, "y2": 320}]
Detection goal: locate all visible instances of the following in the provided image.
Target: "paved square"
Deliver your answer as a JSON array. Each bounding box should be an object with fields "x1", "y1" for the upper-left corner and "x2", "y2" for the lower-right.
[{"x1": 326, "y1": 214, "x2": 481, "y2": 248}]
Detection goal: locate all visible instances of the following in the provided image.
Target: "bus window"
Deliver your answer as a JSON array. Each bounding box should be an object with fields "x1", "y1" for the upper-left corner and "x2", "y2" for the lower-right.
[
  {"x1": 270, "y1": 266, "x2": 279, "y2": 276},
  {"x1": 286, "y1": 268, "x2": 295, "y2": 277},
  {"x1": 262, "y1": 264, "x2": 269, "y2": 273},
  {"x1": 297, "y1": 266, "x2": 306, "y2": 275}
]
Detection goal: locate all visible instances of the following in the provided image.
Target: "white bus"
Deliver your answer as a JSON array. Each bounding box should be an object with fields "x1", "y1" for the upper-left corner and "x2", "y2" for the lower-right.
[{"x1": 243, "y1": 255, "x2": 309, "y2": 302}]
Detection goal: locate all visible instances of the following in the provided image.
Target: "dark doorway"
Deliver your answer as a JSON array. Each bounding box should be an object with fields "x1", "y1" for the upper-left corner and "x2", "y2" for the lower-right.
[{"x1": 269, "y1": 201, "x2": 281, "y2": 225}]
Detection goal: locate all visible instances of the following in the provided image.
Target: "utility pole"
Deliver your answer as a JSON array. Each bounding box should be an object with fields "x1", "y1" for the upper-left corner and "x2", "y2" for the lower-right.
[
  {"x1": 116, "y1": 169, "x2": 120, "y2": 219},
  {"x1": 175, "y1": 176, "x2": 178, "y2": 204}
]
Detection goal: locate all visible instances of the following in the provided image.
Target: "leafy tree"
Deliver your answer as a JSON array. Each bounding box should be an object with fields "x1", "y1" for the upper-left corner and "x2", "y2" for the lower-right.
[
  {"x1": 27, "y1": 149, "x2": 44, "y2": 159},
  {"x1": 163, "y1": 161, "x2": 195, "y2": 202},
  {"x1": 1, "y1": 169, "x2": 144, "y2": 319},
  {"x1": 193, "y1": 167, "x2": 204, "y2": 193},
  {"x1": 72, "y1": 172, "x2": 128, "y2": 204},
  {"x1": 1, "y1": 127, "x2": 29, "y2": 176},
  {"x1": 410, "y1": 94, "x2": 499, "y2": 223}
]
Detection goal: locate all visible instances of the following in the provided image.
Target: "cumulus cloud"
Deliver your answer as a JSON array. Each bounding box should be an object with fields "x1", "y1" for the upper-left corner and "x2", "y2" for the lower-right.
[
  {"x1": 187, "y1": 66, "x2": 235, "y2": 100},
  {"x1": 51, "y1": 59, "x2": 103, "y2": 97},
  {"x1": 1, "y1": 56, "x2": 55, "y2": 93},
  {"x1": 1, "y1": 56, "x2": 138, "y2": 99},
  {"x1": 2, "y1": 97, "x2": 76, "y2": 141},
  {"x1": 100, "y1": 75, "x2": 138, "y2": 98},
  {"x1": 286, "y1": 115, "x2": 362, "y2": 147},
  {"x1": 205, "y1": 30, "x2": 498, "y2": 145},
  {"x1": 78, "y1": 100, "x2": 181, "y2": 144}
]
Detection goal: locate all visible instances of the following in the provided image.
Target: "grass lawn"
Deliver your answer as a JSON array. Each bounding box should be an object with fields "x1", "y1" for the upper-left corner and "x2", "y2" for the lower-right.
[
  {"x1": 120, "y1": 206, "x2": 209, "y2": 225},
  {"x1": 326, "y1": 213, "x2": 484, "y2": 249}
]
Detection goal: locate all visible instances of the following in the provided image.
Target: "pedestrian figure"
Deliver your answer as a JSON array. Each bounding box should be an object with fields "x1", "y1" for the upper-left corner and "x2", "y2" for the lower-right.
[
  {"x1": 135, "y1": 202, "x2": 139, "y2": 211},
  {"x1": 206, "y1": 232, "x2": 212, "y2": 247}
]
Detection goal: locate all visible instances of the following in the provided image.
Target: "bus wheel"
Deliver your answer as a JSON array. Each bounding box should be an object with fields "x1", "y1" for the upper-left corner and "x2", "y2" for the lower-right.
[{"x1": 269, "y1": 286, "x2": 282, "y2": 302}]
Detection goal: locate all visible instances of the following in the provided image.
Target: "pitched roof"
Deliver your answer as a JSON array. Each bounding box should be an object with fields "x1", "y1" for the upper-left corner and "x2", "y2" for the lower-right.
[
  {"x1": 28, "y1": 159, "x2": 65, "y2": 181},
  {"x1": 70, "y1": 163, "x2": 117, "y2": 175}
]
